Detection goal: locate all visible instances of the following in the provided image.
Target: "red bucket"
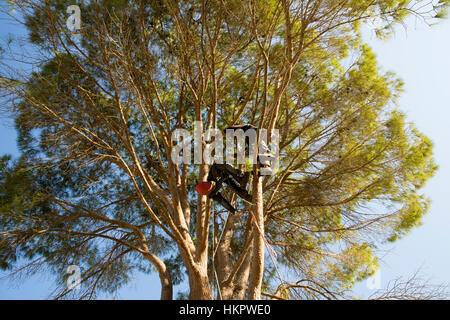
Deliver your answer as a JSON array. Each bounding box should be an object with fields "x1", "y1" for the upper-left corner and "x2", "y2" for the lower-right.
[{"x1": 195, "y1": 181, "x2": 213, "y2": 195}]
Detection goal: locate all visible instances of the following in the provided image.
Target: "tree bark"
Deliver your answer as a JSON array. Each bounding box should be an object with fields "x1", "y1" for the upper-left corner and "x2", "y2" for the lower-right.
[
  {"x1": 215, "y1": 213, "x2": 238, "y2": 299},
  {"x1": 247, "y1": 175, "x2": 265, "y2": 300},
  {"x1": 187, "y1": 265, "x2": 214, "y2": 300},
  {"x1": 231, "y1": 239, "x2": 253, "y2": 299},
  {"x1": 143, "y1": 252, "x2": 173, "y2": 300}
]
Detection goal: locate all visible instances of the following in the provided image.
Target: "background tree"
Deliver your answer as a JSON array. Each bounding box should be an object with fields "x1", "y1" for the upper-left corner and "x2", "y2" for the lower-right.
[{"x1": 0, "y1": 0, "x2": 448, "y2": 299}]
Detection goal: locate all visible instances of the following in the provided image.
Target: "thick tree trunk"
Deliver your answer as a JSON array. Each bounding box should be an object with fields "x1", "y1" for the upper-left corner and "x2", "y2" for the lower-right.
[
  {"x1": 176, "y1": 239, "x2": 213, "y2": 300},
  {"x1": 247, "y1": 175, "x2": 265, "y2": 300},
  {"x1": 231, "y1": 239, "x2": 253, "y2": 299},
  {"x1": 188, "y1": 266, "x2": 214, "y2": 300},
  {"x1": 158, "y1": 269, "x2": 173, "y2": 300},
  {"x1": 143, "y1": 252, "x2": 173, "y2": 300},
  {"x1": 215, "y1": 213, "x2": 237, "y2": 300}
]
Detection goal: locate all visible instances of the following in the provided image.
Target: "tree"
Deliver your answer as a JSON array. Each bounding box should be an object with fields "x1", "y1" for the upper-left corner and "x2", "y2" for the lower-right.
[{"x1": 0, "y1": 0, "x2": 448, "y2": 300}]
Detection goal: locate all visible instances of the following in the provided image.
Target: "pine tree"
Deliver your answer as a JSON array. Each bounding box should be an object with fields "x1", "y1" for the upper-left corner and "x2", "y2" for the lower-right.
[{"x1": 0, "y1": 0, "x2": 448, "y2": 299}]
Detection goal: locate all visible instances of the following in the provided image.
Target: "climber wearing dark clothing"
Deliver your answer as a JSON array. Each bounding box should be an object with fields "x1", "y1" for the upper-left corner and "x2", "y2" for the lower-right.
[
  {"x1": 195, "y1": 163, "x2": 252, "y2": 214},
  {"x1": 224, "y1": 123, "x2": 275, "y2": 172},
  {"x1": 195, "y1": 123, "x2": 275, "y2": 213},
  {"x1": 223, "y1": 124, "x2": 257, "y2": 158}
]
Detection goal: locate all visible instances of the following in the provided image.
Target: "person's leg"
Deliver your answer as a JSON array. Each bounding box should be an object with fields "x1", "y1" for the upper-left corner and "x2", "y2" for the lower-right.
[
  {"x1": 224, "y1": 176, "x2": 253, "y2": 204},
  {"x1": 210, "y1": 192, "x2": 237, "y2": 214},
  {"x1": 207, "y1": 164, "x2": 225, "y2": 196},
  {"x1": 214, "y1": 162, "x2": 252, "y2": 202}
]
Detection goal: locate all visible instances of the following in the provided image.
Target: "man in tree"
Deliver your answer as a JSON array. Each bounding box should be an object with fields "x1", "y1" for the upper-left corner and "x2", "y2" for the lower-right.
[
  {"x1": 223, "y1": 123, "x2": 277, "y2": 175},
  {"x1": 196, "y1": 122, "x2": 276, "y2": 213},
  {"x1": 195, "y1": 163, "x2": 252, "y2": 214}
]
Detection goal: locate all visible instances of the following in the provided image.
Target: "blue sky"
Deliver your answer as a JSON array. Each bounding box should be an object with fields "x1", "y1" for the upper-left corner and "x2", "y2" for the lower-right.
[
  {"x1": 353, "y1": 18, "x2": 450, "y2": 297},
  {"x1": 0, "y1": 8, "x2": 449, "y2": 299}
]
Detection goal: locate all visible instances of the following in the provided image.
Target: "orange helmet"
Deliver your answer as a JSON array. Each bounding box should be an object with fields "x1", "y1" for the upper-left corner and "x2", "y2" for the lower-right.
[{"x1": 195, "y1": 181, "x2": 213, "y2": 195}]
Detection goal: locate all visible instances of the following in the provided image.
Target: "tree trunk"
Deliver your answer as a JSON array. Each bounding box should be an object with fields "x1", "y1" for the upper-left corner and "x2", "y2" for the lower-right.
[
  {"x1": 215, "y1": 213, "x2": 237, "y2": 299},
  {"x1": 188, "y1": 266, "x2": 214, "y2": 300},
  {"x1": 158, "y1": 269, "x2": 173, "y2": 300},
  {"x1": 231, "y1": 239, "x2": 253, "y2": 299},
  {"x1": 247, "y1": 175, "x2": 265, "y2": 300},
  {"x1": 143, "y1": 252, "x2": 173, "y2": 300}
]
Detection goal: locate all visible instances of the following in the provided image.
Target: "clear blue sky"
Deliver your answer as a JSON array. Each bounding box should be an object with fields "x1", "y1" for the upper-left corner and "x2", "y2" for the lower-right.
[{"x1": 0, "y1": 9, "x2": 449, "y2": 299}]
